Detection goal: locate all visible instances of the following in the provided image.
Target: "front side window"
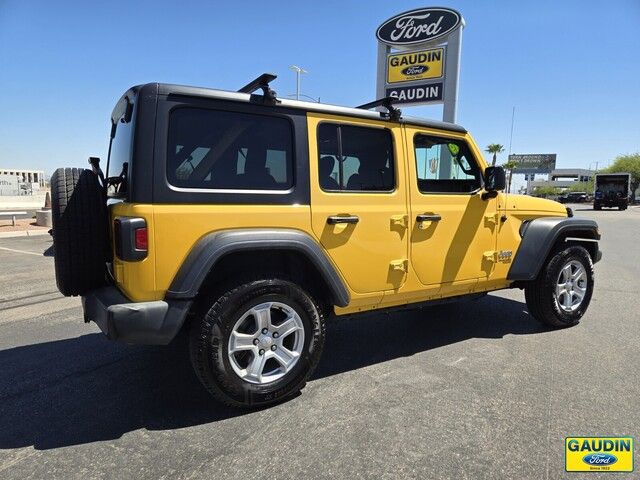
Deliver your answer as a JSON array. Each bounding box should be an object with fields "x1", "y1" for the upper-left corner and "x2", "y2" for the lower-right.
[
  {"x1": 167, "y1": 108, "x2": 294, "y2": 190},
  {"x1": 414, "y1": 134, "x2": 482, "y2": 193},
  {"x1": 317, "y1": 123, "x2": 395, "y2": 192}
]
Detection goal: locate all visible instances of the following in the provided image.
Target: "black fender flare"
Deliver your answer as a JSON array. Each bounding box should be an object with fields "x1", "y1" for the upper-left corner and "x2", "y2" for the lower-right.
[
  {"x1": 507, "y1": 217, "x2": 600, "y2": 282},
  {"x1": 165, "y1": 229, "x2": 350, "y2": 307}
]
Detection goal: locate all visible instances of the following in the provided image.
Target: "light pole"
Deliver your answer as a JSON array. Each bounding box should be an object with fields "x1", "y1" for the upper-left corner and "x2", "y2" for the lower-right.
[
  {"x1": 508, "y1": 106, "x2": 516, "y2": 155},
  {"x1": 289, "y1": 65, "x2": 307, "y2": 101},
  {"x1": 285, "y1": 93, "x2": 320, "y2": 103}
]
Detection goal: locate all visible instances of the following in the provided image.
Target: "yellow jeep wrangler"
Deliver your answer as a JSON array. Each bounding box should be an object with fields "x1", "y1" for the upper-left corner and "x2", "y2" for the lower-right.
[{"x1": 51, "y1": 74, "x2": 601, "y2": 408}]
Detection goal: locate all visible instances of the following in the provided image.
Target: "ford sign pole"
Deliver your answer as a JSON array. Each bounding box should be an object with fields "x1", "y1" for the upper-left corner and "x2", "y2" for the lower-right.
[
  {"x1": 441, "y1": 26, "x2": 462, "y2": 123},
  {"x1": 375, "y1": 42, "x2": 387, "y2": 104}
]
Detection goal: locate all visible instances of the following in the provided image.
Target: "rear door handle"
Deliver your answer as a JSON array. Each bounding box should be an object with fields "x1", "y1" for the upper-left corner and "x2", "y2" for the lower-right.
[
  {"x1": 327, "y1": 215, "x2": 359, "y2": 225},
  {"x1": 416, "y1": 214, "x2": 441, "y2": 222}
]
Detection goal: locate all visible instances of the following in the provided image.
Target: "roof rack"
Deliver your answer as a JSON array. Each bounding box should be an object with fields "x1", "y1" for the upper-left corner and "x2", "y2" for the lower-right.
[
  {"x1": 238, "y1": 73, "x2": 278, "y2": 104},
  {"x1": 356, "y1": 96, "x2": 402, "y2": 121}
]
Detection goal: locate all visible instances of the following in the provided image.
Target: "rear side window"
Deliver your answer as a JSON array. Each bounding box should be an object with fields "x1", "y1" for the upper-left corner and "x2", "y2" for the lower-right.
[
  {"x1": 167, "y1": 108, "x2": 294, "y2": 190},
  {"x1": 106, "y1": 99, "x2": 135, "y2": 198},
  {"x1": 317, "y1": 123, "x2": 395, "y2": 192}
]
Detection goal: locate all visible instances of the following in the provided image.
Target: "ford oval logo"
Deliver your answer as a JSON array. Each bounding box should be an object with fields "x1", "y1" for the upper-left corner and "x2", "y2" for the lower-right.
[
  {"x1": 376, "y1": 8, "x2": 462, "y2": 46},
  {"x1": 582, "y1": 453, "x2": 618, "y2": 466},
  {"x1": 402, "y1": 65, "x2": 428, "y2": 76}
]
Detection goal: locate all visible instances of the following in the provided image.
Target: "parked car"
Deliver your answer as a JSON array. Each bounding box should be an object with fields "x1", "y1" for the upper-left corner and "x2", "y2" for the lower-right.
[
  {"x1": 559, "y1": 192, "x2": 588, "y2": 203},
  {"x1": 49, "y1": 75, "x2": 602, "y2": 408}
]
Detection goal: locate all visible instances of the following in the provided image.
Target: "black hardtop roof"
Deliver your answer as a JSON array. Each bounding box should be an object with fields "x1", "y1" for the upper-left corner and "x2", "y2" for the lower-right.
[{"x1": 118, "y1": 82, "x2": 467, "y2": 134}]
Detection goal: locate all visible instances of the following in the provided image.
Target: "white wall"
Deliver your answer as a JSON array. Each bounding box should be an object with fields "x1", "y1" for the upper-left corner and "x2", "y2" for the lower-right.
[{"x1": 0, "y1": 192, "x2": 49, "y2": 210}]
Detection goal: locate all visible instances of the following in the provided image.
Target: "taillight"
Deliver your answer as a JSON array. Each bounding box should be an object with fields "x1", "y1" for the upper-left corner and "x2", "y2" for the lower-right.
[
  {"x1": 113, "y1": 217, "x2": 147, "y2": 261},
  {"x1": 134, "y1": 227, "x2": 148, "y2": 251}
]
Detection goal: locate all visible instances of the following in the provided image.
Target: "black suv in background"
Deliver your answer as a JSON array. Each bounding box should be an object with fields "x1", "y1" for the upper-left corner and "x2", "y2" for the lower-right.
[{"x1": 559, "y1": 192, "x2": 588, "y2": 204}]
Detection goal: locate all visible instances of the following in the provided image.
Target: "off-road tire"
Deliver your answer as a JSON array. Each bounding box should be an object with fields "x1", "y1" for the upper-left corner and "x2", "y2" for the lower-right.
[
  {"x1": 51, "y1": 167, "x2": 107, "y2": 296},
  {"x1": 189, "y1": 278, "x2": 325, "y2": 408},
  {"x1": 525, "y1": 245, "x2": 594, "y2": 328}
]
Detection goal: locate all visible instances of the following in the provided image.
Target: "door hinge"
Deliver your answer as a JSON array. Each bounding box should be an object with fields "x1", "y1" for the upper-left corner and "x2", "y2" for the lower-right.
[
  {"x1": 484, "y1": 213, "x2": 500, "y2": 226},
  {"x1": 483, "y1": 251, "x2": 497, "y2": 262},
  {"x1": 390, "y1": 259, "x2": 408, "y2": 272},
  {"x1": 390, "y1": 214, "x2": 408, "y2": 229}
]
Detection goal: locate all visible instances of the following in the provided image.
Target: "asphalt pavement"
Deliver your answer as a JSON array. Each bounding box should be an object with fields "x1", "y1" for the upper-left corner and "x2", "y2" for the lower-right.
[{"x1": 0, "y1": 205, "x2": 638, "y2": 479}]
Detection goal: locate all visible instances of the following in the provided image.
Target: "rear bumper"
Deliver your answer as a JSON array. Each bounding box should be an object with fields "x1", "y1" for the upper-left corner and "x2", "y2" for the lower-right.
[
  {"x1": 81, "y1": 286, "x2": 191, "y2": 345},
  {"x1": 595, "y1": 199, "x2": 627, "y2": 207}
]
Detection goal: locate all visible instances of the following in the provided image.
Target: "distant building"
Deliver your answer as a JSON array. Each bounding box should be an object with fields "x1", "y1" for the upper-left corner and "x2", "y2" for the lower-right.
[
  {"x1": 0, "y1": 168, "x2": 46, "y2": 186},
  {"x1": 0, "y1": 168, "x2": 46, "y2": 195},
  {"x1": 530, "y1": 168, "x2": 595, "y2": 190}
]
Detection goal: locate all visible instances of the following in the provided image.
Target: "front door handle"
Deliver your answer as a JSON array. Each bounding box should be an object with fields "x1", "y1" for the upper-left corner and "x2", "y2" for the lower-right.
[
  {"x1": 327, "y1": 215, "x2": 359, "y2": 225},
  {"x1": 416, "y1": 214, "x2": 442, "y2": 222}
]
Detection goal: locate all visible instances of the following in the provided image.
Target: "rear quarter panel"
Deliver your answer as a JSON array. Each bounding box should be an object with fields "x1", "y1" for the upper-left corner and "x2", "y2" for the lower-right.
[
  {"x1": 110, "y1": 202, "x2": 158, "y2": 301},
  {"x1": 152, "y1": 204, "x2": 312, "y2": 300},
  {"x1": 111, "y1": 203, "x2": 312, "y2": 302}
]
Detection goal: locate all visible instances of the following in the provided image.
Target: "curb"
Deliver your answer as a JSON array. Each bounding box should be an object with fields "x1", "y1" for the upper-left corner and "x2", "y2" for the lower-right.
[{"x1": 0, "y1": 230, "x2": 50, "y2": 239}]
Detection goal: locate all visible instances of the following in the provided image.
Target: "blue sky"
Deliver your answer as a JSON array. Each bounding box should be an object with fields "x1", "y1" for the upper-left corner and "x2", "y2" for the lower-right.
[{"x1": 1, "y1": 0, "x2": 638, "y2": 184}]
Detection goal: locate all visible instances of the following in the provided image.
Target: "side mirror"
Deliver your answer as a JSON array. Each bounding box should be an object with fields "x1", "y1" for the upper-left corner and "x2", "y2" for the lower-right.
[{"x1": 484, "y1": 166, "x2": 506, "y2": 192}]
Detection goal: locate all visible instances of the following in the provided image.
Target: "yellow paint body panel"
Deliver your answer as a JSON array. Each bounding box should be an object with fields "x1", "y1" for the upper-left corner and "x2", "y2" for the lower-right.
[
  {"x1": 403, "y1": 127, "x2": 498, "y2": 288},
  {"x1": 111, "y1": 203, "x2": 312, "y2": 302},
  {"x1": 493, "y1": 194, "x2": 567, "y2": 280},
  {"x1": 308, "y1": 113, "x2": 408, "y2": 299},
  {"x1": 152, "y1": 204, "x2": 312, "y2": 299},
  {"x1": 110, "y1": 114, "x2": 567, "y2": 314},
  {"x1": 110, "y1": 202, "x2": 157, "y2": 302}
]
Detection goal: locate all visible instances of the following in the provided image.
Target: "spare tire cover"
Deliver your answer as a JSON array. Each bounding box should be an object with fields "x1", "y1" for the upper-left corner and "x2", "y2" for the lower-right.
[{"x1": 51, "y1": 167, "x2": 107, "y2": 296}]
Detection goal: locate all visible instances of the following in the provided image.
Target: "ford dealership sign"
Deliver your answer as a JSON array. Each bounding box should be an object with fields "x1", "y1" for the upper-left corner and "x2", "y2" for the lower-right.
[
  {"x1": 376, "y1": 7, "x2": 461, "y2": 46},
  {"x1": 375, "y1": 7, "x2": 464, "y2": 120}
]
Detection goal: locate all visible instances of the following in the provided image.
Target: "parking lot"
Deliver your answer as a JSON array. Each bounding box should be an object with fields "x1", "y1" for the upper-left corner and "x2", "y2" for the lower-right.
[{"x1": 0, "y1": 205, "x2": 638, "y2": 479}]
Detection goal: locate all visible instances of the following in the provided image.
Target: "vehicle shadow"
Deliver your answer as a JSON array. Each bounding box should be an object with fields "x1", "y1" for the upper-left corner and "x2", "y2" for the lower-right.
[
  {"x1": 315, "y1": 294, "x2": 545, "y2": 378},
  {"x1": 0, "y1": 294, "x2": 547, "y2": 450}
]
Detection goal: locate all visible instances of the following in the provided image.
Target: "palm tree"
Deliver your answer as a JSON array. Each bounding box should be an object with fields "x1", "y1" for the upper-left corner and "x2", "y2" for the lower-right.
[
  {"x1": 503, "y1": 158, "x2": 518, "y2": 193},
  {"x1": 485, "y1": 144, "x2": 505, "y2": 166}
]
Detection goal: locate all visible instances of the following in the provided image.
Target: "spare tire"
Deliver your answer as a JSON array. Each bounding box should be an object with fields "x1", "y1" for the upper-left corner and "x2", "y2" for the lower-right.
[{"x1": 51, "y1": 167, "x2": 108, "y2": 296}]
